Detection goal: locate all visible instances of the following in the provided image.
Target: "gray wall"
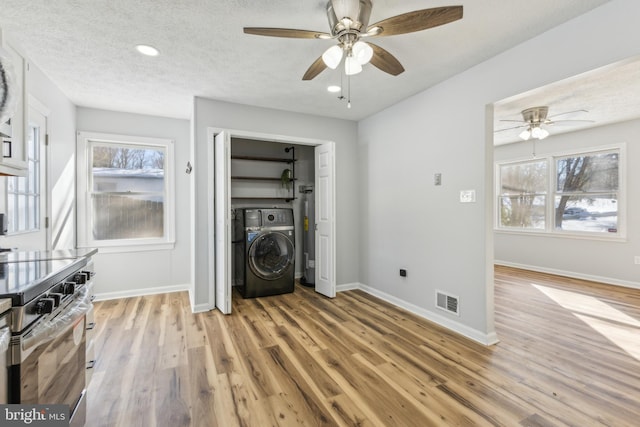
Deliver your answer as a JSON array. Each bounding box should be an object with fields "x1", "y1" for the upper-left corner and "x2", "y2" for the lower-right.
[
  {"x1": 77, "y1": 107, "x2": 191, "y2": 298},
  {"x1": 357, "y1": 0, "x2": 640, "y2": 343},
  {"x1": 192, "y1": 97, "x2": 359, "y2": 311},
  {"x1": 495, "y1": 118, "x2": 640, "y2": 288}
]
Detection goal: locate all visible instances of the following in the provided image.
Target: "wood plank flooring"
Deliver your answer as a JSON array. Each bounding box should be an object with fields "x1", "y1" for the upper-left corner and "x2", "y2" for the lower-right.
[{"x1": 86, "y1": 266, "x2": 640, "y2": 426}]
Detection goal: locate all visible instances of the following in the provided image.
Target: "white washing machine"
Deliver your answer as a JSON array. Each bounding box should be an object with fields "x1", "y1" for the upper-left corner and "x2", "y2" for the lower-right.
[{"x1": 233, "y1": 208, "x2": 295, "y2": 298}]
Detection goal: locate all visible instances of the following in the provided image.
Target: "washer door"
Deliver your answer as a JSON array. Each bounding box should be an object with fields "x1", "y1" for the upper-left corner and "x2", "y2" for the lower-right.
[{"x1": 248, "y1": 231, "x2": 294, "y2": 280}]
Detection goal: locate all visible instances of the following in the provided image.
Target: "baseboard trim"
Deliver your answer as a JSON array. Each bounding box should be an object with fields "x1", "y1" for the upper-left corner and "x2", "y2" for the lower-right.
[
  {"x1": 93, "y1": 283, "x2": 190, "y2": 302},
  {"x1": 338, "y1": 282, "x2": 499, "y2": 346},
  {"x1": 336, "y1": 282, "x2": 362, "y2": 292},
  {"x1": 191, "y1": 302, "x2": 215, "y2": 313},
  {"x1": 495, "y1": 261, "x2": 640, "y2": 290}
]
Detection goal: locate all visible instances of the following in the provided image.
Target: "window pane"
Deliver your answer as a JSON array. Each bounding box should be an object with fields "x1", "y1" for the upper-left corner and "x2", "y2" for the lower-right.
[
  {"x1": 500, "y1": 161, "x2": 547, "y2": 195},
  {"x1": 499, "y1": 195, "x2": 546, "y2": 229},
  {"x1": 90, "y1": 143, "x2": 166, "y2": 241},
  {"x1": 556, "y1": 152, "x2": 618, "y2": 193},
  {"x1": 27, "y1": 196, "x2": 37, "y2": 230},
  {"x1": 554, "y1": 195, "x2": 618, "y2": 233},
  {"x1": 18, "y1": 195, "x2": 26, "y2": 230},
  {"x1": 28, "y1": 126, "x2": 36, "y2": 160},
  {"x1": 17, "y1": 176, "x2": 26, "y2": 193},
  {"x1": 92, "y1": 145, "x2": 165, "y2": 193},
  {"x1": 91, "y1": 193, "x2": 164, "y2": 240},
  {"x1": 28, "y1": 160, "x2": 37, "y2": 193}
]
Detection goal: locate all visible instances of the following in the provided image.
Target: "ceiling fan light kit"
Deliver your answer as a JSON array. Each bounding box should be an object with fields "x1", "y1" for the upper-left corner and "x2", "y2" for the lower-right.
[
  {"x1": 344, "y1": 55, "x2": 362, "y2": 75},
  {"x1": 322, "y1": 45, "x2": 344, "y2": 69},
  {"x1": 352, "y1": 41, "x2": 373, "y2": 65},
  {"x1": 519, "y1": 125, "x2": 549, "y2": 141}
]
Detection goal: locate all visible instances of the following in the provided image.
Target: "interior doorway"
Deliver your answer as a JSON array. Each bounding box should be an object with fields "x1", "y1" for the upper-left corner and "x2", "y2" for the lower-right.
[{"x1": 210, "y1": 128, "x2": 336, "y2": 314}]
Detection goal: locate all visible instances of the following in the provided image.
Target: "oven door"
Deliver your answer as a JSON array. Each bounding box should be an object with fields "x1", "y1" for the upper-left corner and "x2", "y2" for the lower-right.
[
  {"x1": 0, "y1": 312, "x2": 10, "y2": 404},
  {"x1": 9, "y1": 291, "x2": 91, "y2": 426}
]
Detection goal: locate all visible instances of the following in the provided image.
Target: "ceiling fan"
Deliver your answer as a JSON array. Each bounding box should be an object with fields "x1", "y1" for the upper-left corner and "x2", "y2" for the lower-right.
[
  {"x1": 243, "y1": 0, "x2": 463, "y2": 80},
  {"x1": 496, "y1": 106, "x2": 594, "y2": 140}
]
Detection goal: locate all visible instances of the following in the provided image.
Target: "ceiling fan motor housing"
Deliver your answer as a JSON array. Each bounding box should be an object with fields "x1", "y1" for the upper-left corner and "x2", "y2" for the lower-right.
[
  {"x1": 522, "y1": 106, "x2": 549, "y2": 124},
  {"x1": 327, "y1": 0, "x2": 373, "y2": 37}
]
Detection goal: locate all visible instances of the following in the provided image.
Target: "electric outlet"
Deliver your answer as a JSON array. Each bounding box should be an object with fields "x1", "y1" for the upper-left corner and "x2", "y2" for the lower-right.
[
  {"x1": 635, "y1": 256, "x2": 640, "y2": 265},
  {"x1": 399, "y1": 269, "x2": 407, "y2": 277},
  {"x1": 459, "y1": 189, "x2": 476, "y2": 203}
]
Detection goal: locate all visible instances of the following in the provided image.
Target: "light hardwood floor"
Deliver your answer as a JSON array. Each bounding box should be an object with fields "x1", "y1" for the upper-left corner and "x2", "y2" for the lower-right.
[{"x1": 86, "y1": 266, "x2": 640, "y2": 426}]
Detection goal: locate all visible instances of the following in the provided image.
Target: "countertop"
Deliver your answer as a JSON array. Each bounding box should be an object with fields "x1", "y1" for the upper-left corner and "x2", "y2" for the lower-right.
[
  {"x1": 0, "y1": 298, "x2": 10, "y2": 314},
  {"x1": 0, "y1": 248, "x2": 98, "y2": 264}
]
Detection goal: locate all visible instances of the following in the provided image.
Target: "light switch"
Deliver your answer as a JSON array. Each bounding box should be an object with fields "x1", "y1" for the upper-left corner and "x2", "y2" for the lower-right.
[{"x1": 434, "y1": 173, "x2": 442, "y2": 186}]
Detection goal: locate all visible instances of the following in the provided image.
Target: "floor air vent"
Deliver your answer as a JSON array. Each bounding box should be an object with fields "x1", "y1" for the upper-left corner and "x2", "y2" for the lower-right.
[{"x1": 436, "y1": 290, "x2": 460, "y2": 316}]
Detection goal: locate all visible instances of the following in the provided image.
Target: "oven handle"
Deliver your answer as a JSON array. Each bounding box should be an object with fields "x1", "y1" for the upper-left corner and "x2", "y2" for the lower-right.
[{"x1": 23, "y1": 288, "x2": 92, "y2": 351}]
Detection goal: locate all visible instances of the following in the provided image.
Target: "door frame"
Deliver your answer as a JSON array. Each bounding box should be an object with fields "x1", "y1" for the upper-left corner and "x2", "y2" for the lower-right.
[
  {"x1": 207, "y1": 127, "x2": 337, "y2": 312},
  {"x1": 17, "y1": 95, "x2": 50, "y2": 250}
]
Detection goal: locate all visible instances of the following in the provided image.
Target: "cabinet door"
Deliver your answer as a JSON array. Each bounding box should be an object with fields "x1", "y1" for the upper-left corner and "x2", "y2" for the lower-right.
[{"x1": 0, "y1": 43, "x2": 27, "y2": 176}]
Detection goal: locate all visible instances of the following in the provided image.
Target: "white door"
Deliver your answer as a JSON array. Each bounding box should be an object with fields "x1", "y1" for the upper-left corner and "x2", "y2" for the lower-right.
[
  {"x1": 314, "y1": 141, "x2": 336, "y2": 297},
  {"x1": 214, "y1": 132, "x2": 232, "y2": 313},
  {"x1": 5, "y1": 106, "x2": 48, "y2": 249}
]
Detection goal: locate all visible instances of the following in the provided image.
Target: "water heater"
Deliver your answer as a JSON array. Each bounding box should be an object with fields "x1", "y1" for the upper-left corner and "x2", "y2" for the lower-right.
[{"x1": 299, "y1": 185, "x2": 315, "y2": 286}]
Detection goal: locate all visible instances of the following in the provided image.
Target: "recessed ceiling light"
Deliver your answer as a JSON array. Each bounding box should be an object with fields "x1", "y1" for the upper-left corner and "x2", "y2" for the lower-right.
[
  {"x1": 327, "y1": 85, "x2": 341, "y2": 93},
  {"x1": 136, "y1": 44, "x2": 159, "y2": 56}
]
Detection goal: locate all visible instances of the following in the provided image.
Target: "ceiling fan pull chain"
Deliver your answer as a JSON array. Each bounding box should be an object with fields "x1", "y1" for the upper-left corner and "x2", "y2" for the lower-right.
[{"x1": 347, "y1": 74, "x2": 351, "y2": 109}]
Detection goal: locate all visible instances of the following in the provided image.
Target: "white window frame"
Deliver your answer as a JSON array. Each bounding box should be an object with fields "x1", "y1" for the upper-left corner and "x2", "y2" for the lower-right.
[
  {"x1": 495, "y1": 143, "x2": 626, "y2": 241},
  {"x1": 76, "y1": 131, "x2": 175, "y2": 252}
]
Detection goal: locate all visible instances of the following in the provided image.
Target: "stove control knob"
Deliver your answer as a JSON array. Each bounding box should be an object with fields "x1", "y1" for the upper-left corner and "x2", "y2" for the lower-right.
[
  {"x1": 62, "y1": 282, "x2": 76, "y2": 295},
  {"x1": 49, "y1": 293, "x2": 63, "y2": 307},
  {"x1": 73, "y1": 273, "x2": 87, "y2": 285},
  {"x1": 36, "y1": 298, "x2": 55, "y2": 314},
  {"x1": 81, "y1": 271, "x2": 94, "y2": 281}
]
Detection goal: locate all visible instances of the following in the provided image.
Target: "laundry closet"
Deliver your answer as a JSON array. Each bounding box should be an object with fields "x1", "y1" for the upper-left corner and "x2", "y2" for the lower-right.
[{"x1": 230, "y1": 137, "x2": 315, "y2": 297}]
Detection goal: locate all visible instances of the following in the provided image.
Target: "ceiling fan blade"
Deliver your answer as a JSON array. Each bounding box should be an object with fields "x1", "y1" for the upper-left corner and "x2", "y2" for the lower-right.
[
  {"x1": 547, "y1": 109, "x2": 589, "y2": 119},
  {"x1": 369, "y1": 43, "x2": 404, "y2": 76},
  {"x1": 499, "y1": 119, "x2": 527, "y2": 123},
  {"x1": 495, "y1": 124, "x2": 529, "y2": 132},
  {"x1": 244, "y1": 27, "x2": 330, "y2": 39},
  {"x1": 548, "y1": 119, "x2": 595, "y2": 126},
  {"x1": 368, "y1": 6, "x2": 463, "y2": 37},
  {"x1": 302, "y1": 56, "x2": 328, "y2": 80}
]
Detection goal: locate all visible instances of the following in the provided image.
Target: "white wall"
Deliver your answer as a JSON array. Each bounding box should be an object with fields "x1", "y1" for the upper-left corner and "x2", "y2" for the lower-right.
[
  {"x1": 76, "y1": 107, "x2": 191, "y2": 299},
  {"x1": 192, "y1": 97, "x2": 359, "y2": 311},
  {"x1": 495, "y1": 119, "x2": 640, "y2": 288},
  {"x1": 357, "y1": 0, "x2": 640, "y2": 344},
  {"x1": 0, "y1": 47, "x2": 76, "y2": 251}
]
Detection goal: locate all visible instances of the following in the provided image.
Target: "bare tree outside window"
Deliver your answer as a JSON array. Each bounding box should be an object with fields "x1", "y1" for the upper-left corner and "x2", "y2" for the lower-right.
[
  {"x1": 555, "y1": 151, "x2": 619, "y2": 232},
  {"x1": 498, "y1": 160, "x2": 547, "y2": 229}
]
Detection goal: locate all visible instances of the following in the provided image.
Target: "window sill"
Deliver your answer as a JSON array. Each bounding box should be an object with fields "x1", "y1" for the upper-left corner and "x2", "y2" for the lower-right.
[
  {"x1": 494, "y1": 228, "x2": 627, "y2": 243},
  {"x1": 4, "y1": 229, "x2": 40, "y2": 237},
  {"x1": 77, "y1": 241, "x2": 175, "y2": 254}
]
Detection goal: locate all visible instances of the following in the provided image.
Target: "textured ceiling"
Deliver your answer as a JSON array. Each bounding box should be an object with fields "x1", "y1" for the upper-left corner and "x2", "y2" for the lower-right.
[
  {"x1": 0, "y1": 0, "x2": 611, "y2": 121},
  {"x1": 494, "y1": 56, "x2": 640, "y2": 145}
]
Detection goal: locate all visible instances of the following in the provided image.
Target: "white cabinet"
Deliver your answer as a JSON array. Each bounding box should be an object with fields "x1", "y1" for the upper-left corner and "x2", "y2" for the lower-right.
[{"x1": 0, "y1": 40, "x2": 28, "y2": 176}]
